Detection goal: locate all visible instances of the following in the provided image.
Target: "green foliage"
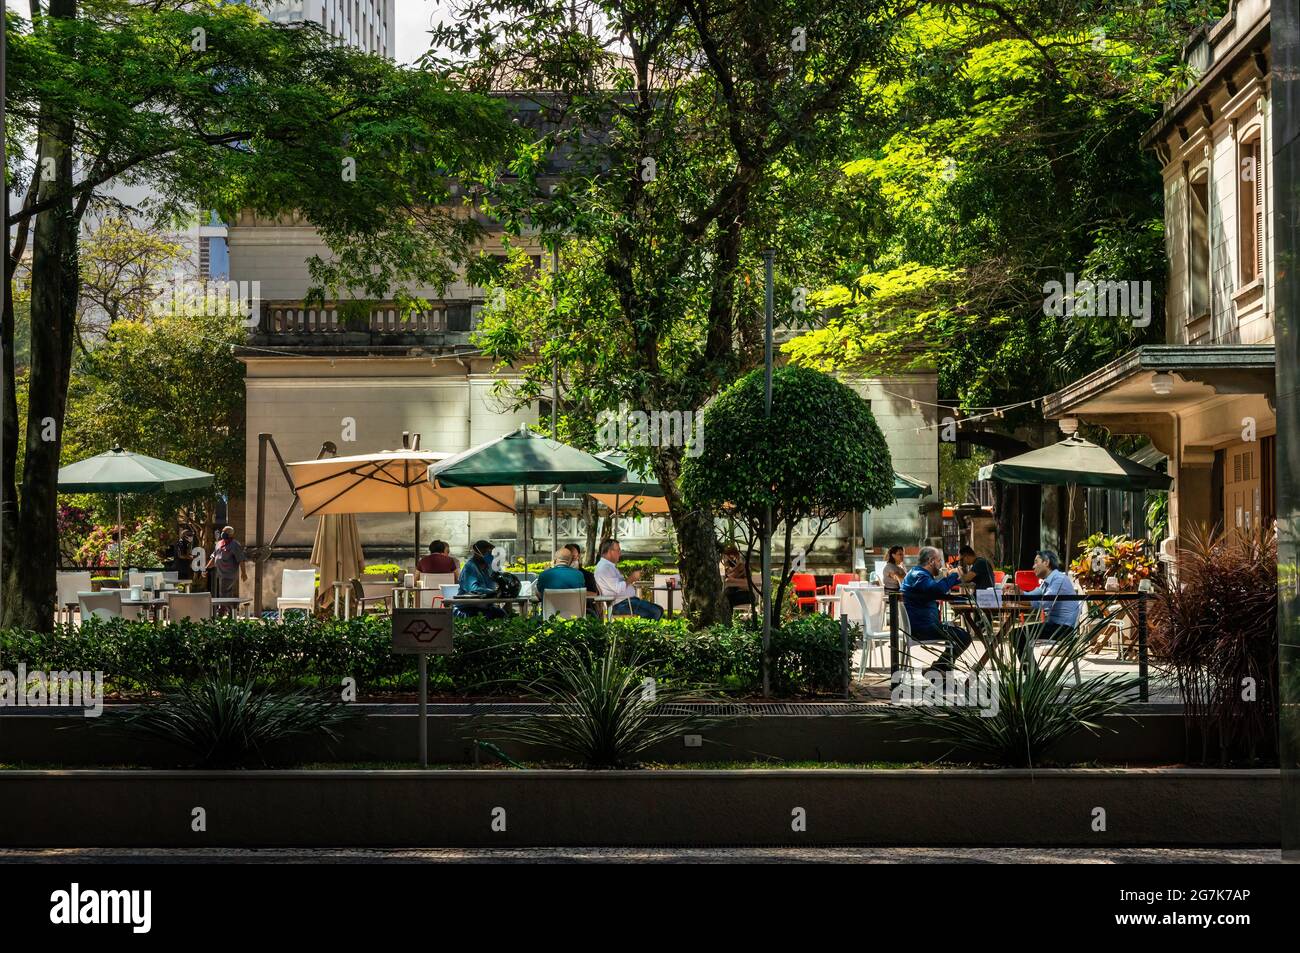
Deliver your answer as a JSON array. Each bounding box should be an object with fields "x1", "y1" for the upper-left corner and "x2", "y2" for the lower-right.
[
  {"x1": 782, "y1": 4, "x2": 1210, "y2": 412},
  {"x1": 888, "y1": 620, "x2": 1140, "y2": 767},
  {"x1": 2, "y1": 612, "x2": 848, "y2": 698},
  {"x1": 683, "y1": 365, "x2": 894, "y2": 521},
  {"x1": 487, "y1": 637, "x2": 711, "y2": 768},
  {"x1": 1148, "y1": 529, "x2": 1278, "y2": 765},
  {"x1": 363, "y1": 564, "x2": 402, "y2": 577},
  {"x1": 122, "y1": 670, "x2": 354, "y2": 768}
]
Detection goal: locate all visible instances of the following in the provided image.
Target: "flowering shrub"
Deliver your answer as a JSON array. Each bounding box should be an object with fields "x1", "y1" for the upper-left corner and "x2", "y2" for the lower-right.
[
  {"x1": 57, "y1": 504, "x2": 96, "y2": 563},
  {"x1": 74, "y1": 515, "x2": 168, "y2": 569},
  {"x1": 1068, "y1": 532, "x2": 1157, "y2": 590}
]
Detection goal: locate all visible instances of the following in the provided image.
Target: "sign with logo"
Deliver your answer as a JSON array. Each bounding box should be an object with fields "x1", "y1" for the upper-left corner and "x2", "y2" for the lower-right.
[{"x1": 391, "y1": 608, "x2": 454, "y2": 655}]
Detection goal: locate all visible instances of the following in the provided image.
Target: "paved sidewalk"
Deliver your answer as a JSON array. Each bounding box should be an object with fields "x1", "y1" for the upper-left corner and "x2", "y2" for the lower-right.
[{"x1": 0, "y1": 847, "x2": 1280, "y2": 863}]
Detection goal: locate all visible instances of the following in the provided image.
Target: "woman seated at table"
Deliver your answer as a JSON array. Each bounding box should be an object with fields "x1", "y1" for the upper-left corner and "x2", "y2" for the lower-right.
[
  {"x1": 720, "y1": 545, "x2": 754, "y2": 610},
  {"x1": 454, "y1": 540, "x2": 506, "y2": 620}
]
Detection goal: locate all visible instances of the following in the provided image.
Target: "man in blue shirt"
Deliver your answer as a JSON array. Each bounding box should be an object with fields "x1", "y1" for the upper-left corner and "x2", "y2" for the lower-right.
[
  {"x1": 1006, "y1": 549, "x2": 1079, "y2": 651},
  {"x1": 455, "y1": 539, "x2": 506, "y2": 620},
  {"x1": 899, "y1": 546, "x2": 972, "y2": 671}
]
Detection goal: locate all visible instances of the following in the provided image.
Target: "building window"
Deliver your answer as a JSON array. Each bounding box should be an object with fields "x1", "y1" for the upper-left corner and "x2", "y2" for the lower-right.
[
  {"x1": 199, "y1": 237, "x2": 211, "y2": 280},
  {"x1": 1188, "y1": 170, "x2": 1210, "y2": 319},
  {"x1": 1238, "y1": 133, "x2": 1263, "y2": 285}
]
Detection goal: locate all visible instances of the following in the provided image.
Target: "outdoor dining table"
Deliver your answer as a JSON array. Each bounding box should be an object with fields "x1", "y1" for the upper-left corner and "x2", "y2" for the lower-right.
[
  {"x1": 444, "y1": 595, "x2": 534, "y2": 617},
  {"x1": 945, "y1": 598, "x2": 1039, "y2": 671},
  {"x1": 212, "y1": 597, "x2": 253, "y2": 619},
  {"x1": 119, "y1": 596, "x2": 169, "y2": 622},
  {"x1": 636, "y1": 584, "x2": 680, "y2": 616}
]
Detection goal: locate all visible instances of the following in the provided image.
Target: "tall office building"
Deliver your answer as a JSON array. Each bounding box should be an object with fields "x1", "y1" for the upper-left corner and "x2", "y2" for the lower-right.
[{"x1": 263, "y1": 0, "x2": 396, "y2": 59}]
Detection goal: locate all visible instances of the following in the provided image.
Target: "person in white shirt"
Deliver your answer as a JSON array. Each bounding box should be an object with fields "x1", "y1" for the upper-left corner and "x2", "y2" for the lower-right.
[{"x1": 594, "y1": 539, "x2": 664, "y2": 620}]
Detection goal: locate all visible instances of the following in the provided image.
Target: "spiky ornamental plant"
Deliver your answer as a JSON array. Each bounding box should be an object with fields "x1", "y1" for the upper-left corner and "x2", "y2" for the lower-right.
[
  {"x1": 487, "y1": 636, "x2": 712, "y2": 768},
  {"x1": 888, "y1": 614, "x2": 1140, "y2": 767},
  {"x1": 123, "y1": 669, "x2": 355, "y2": 768}
]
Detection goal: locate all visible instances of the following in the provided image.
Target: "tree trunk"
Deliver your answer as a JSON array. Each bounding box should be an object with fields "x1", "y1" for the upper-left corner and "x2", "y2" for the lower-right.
[
  {"x1": 7, "y1": 0, "x2": 80, "y2": 631},
  {"x1": 652, "y1": 446, "x2": 722, "y2": 625},
  {"x1": 1, "y1": 164, "x2": 18, "y2": 619},
  {"x1": 583, "y1": 494, "x2": 597, "y2": 564}
]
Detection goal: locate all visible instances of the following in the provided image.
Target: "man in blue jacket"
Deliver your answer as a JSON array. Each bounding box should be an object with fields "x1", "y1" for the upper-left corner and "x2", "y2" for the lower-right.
[{"x1": 900, "y1": 546, "x2": 972, "y2": 671}]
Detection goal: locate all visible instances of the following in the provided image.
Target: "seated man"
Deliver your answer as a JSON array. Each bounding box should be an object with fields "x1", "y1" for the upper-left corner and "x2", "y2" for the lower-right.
[
  {"x1": 957, "y1": 544, "x2": 996, "y2": 591},
  {"x1": 900, "y1": 545, "x2": 971, "y2": 671},
  {"x1": 594, "y1": 539, "x2": 664, "y2": 620},
  {"x1": 416, "y1": 539, "x2": 459, "y2": 583},
  {"x1": 564, "y1": 543, "x2": 600, "y2": 595},
  {"x1": 535, "y1": 548, "x2": 588, "y2": 599},
  {"x1": 453, "y1": 539, "x2": 506, "y2": 620},
  {"x1": 1005, "y1": 549, "x2": 1079, "y2": 653}
]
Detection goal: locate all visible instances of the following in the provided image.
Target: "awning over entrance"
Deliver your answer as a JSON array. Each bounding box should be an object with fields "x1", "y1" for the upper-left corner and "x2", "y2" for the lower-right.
[{"x1": 1042, "y1": 344, "x2": 1274, "y2": 452}]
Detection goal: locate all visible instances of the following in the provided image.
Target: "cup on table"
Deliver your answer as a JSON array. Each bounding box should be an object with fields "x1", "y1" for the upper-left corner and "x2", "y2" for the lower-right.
[
  {"x1": 440, "y1": 584, "x2": 460, "y2": 602},
  {"x1": 129, "y1": 586, "x2": 143, "y2": 601},
  {"x1": 403, "y1": 572, "x2": 415, "y2": 589}
]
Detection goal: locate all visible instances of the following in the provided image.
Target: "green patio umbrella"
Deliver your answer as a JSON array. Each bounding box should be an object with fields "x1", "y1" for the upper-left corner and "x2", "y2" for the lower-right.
[
  {"x1": 562, "y1": 450, "x2": 669, "y2": 531},
  {"x1": 976, "y1": 434, "x2": 1172, "y2": 491},
  {"x1": 977, "y1": 434, "x2": 1171, "y2": 554},
  {"x1": 429, "y1": 425, "x2": 626, "y2": 565},
  {"x1": 58, "y1": 445, "x2": 215, "y2": 568},
  {"x1": 892, "y1": 471, "x2": 933, "y2": 499}
]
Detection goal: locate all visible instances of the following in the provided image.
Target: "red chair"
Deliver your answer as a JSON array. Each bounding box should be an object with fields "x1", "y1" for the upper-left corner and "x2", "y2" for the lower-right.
[
  {"x1": 791, "y1": 572, "x2": 818, "y2": 613},
  {"x1": 820, "y1": 572, "x2": 859, "y2": 613},
  {"x1": 993, "y1": 571, "x2": 1006, "y2": 585},
  {"x1": 1014, "y1": 570, "x2": 1039, "y2": 593}
]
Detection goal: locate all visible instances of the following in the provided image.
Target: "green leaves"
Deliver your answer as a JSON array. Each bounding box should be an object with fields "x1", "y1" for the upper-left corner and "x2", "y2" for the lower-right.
[{"x1": 681, "y1": 364, "x2": 895, "y2": 527}]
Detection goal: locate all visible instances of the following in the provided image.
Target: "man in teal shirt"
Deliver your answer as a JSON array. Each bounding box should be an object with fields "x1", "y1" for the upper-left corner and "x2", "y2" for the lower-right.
[{"x1": 535, "y1": 548, "x2": 587, "y2": 596}]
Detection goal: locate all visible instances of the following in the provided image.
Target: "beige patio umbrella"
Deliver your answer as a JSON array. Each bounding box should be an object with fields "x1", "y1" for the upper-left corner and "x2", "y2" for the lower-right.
[
  {"x1": 286, "y1": 438, "x2": 516, "y2": 563},
  {"x1": 310, "y1": 513, "x2": 365, "y2": 611}
]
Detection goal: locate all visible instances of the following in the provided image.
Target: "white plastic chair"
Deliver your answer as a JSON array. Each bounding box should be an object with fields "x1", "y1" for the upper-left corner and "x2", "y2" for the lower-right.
[
  {"x1": 417, "y1": 573, "x2": 455, "y2": 608},
  {"x1": 838, "y1": 584, "x2": 890, "y2": 673},
  {"x1": 78, "y1": 591, "x2": 142, "y2": 623},
  {"x1": 276, "y1": 568, "x2": 317, "y2": 616},
  {"x1": 57, "y1": 571, "x2": 93, "y2": 624},
  {"x1": 165, "y1": 591, "x2": 213, "y2": 621},
  {"x1": 541, "y1": 587, "x2": 587, "y2": 620}
]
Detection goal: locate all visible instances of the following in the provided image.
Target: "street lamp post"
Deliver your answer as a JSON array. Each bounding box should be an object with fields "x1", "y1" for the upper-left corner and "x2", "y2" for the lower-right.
[
  {"x1": 550, "y1": 246, "x2": 559, "y2": 554},
  {"x1": 761, "y1": 249, "x2": 774, "y2": 699}
]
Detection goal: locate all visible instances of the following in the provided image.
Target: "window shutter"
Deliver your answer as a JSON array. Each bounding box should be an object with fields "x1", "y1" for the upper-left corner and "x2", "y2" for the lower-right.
[{"x1": 1255, "y1": 140, "x2": 1265, "y2": 282}]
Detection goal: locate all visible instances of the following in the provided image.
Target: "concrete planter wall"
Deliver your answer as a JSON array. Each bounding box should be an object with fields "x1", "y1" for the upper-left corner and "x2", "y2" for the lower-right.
[
  {"x1": 0, "y1": 768, "x2": 1276, "y2": 847},
  {"x1": 0, "y1": 707, "x2": 1199, "y2": 767}
]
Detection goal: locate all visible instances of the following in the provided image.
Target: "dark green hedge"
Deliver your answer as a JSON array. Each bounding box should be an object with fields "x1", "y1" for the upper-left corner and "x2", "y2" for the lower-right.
[{"x1": 0, "y1": 613, "x2": 847, "y2": 698}]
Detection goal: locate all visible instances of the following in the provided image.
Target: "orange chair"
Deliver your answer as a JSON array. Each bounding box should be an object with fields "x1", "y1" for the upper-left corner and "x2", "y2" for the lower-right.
[
  {"x1": 1014, "y1": 570, "x2": 1039, "y2": 593},
  {"x1": 791, "y1": 572, "x2": 818, "y2": 613},
  {"x1": 994, "y1": 571, "x2": 1006, "y2": 585}
]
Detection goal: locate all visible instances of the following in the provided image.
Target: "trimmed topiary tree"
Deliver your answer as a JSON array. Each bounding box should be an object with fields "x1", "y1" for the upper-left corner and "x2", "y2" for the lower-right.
[{"x1": 680, "y1": 365, "x2": 895, "y2": 619}]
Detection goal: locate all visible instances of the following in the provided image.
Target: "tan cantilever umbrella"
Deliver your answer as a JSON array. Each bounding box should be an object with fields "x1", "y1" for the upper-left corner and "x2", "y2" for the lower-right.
[
  {"x1": 310, "y1": 513, "x2": 365, "y2": 611},
  {"x1": 286, "y1": 444, "x2": 516, "y2": 565}
]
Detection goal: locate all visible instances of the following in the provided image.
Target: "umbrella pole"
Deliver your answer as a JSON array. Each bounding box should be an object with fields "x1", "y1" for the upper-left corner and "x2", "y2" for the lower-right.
[
  {"x1": 613, "y1": 495, "x2": 620, "y2": 540},
  {"x1": 413, "y1": 513, "x2": 419, "y2": 568},
  {"x1": 117, "y1": 494, "x2": 123, "y2": 577},
  {"x1": 523, "y1": 485, "x2": 529, "y2": 575}
]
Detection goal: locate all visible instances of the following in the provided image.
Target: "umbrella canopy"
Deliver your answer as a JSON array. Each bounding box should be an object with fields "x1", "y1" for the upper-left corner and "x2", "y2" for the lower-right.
[
  {"x1": 288, "y1": 449, "x2": 515, "y2": 517},
  {"x1": 310, "y1": 513, "x2": 365, "y2": 610},
  {"x1": 429, "y1": 426, "x2": 626, "y2": 488},
  {"x1": 892, "y1": 471, "x2": 933, "y2": 499},
  {"x1": 58, "y1": 446, "x2": 214, "y2": 494},
  {"x1": 563, "y1": 450, "x2": 670, "y2": 515},
  {"x1": 977, "y1": 435, "x2": 1173, "y2": 491}
]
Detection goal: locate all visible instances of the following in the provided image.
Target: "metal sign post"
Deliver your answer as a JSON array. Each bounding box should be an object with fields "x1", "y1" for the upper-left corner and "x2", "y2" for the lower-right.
[{"x1": 392, "y1": 607, "x2": 454, "y2": 767}]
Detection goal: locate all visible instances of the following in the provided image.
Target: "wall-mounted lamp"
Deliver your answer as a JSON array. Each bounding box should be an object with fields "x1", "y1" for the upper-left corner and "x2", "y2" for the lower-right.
[{"x1": 1058, "y1": 417, "x2": 1080, "y2": 435}]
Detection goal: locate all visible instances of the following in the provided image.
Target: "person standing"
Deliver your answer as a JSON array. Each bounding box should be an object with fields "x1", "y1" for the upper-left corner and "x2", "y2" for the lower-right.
[
  {"x1": 206, "y1": 526, "x2": 247, "y2": 598},
  {"x1": 900, "y1": 546, "x2": 971, "y2": 670},
  {"x1": 594, "y1": 539, "x2": 663, "y2": 620},
  {"x1": 171, "y1": 527, "x2": 196, "y2": 581}
]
